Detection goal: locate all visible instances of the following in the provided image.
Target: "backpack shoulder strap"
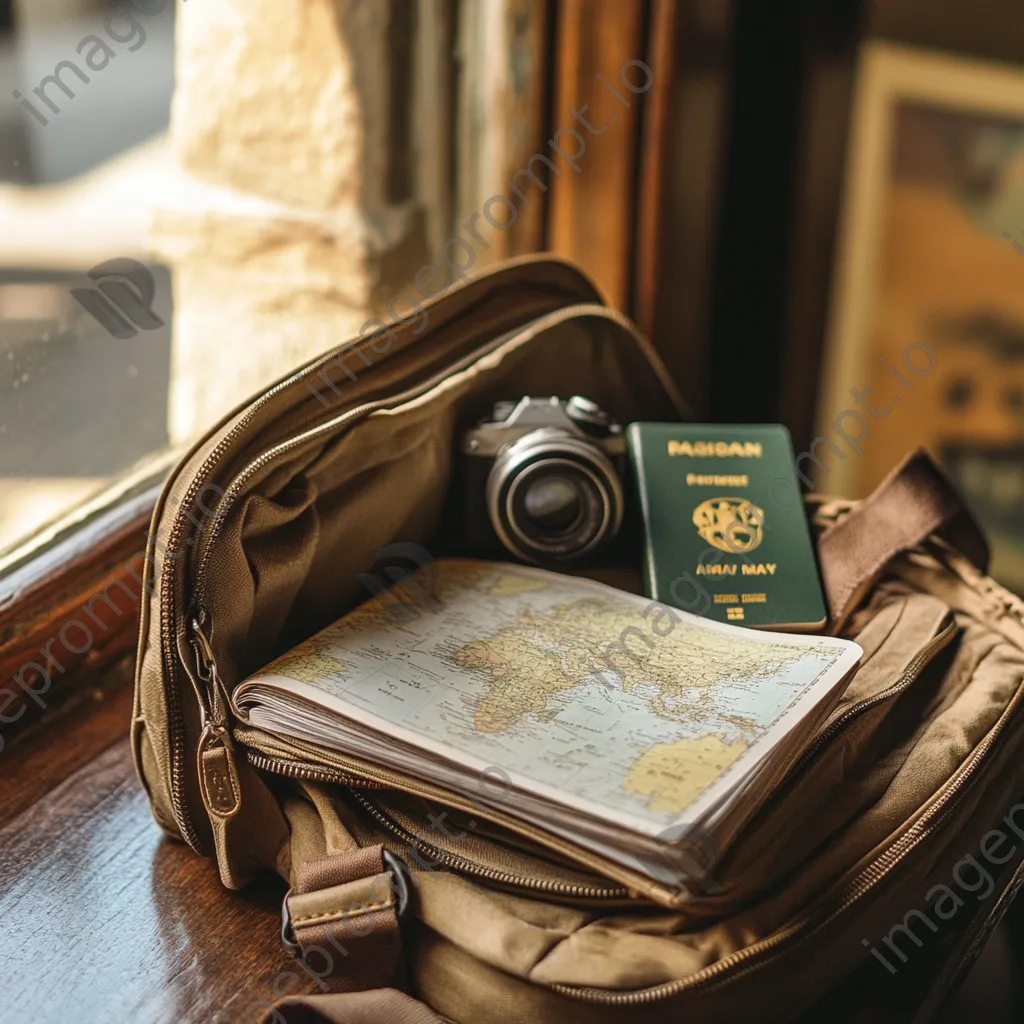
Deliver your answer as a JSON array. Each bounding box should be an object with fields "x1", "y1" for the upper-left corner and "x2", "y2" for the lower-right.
[{"x1": 817, "y1": 449, "x2": 988, "y2": 632}]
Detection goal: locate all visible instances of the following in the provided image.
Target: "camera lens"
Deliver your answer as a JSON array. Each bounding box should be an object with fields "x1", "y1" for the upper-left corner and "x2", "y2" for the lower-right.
[
  {"x1": 485, "y1": 429, "x2": 623, "y2": 565},
  {"x1": 522, "y1": 475, "x2": 583, "y2": 533}
]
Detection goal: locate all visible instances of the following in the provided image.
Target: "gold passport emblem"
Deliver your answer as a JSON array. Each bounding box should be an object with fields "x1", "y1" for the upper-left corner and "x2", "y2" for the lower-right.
[{"x1": 693, "y1": 497, "x2": 765, "y2": 554}]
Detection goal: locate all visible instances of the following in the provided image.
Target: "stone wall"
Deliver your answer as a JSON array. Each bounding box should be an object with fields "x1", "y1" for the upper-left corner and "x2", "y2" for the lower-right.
[{"x1": 151, "y1": 0, "x2": 427, "y2": 444}]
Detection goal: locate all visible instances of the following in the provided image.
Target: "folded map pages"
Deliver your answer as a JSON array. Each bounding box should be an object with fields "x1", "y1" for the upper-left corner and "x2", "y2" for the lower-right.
[{"x1": 234, "y1": 559, "x2": 861, "y2": 901}]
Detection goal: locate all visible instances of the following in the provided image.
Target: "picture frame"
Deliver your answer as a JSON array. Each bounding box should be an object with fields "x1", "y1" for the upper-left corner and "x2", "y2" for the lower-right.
[{"x1": 817, "y1": 41, "x2": 1024, "y2": 591}]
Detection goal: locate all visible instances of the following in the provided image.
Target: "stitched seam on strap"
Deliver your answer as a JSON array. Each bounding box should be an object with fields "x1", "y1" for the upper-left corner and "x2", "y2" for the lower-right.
[{"x1": 292, "y1": 897, "x2": 395, "y2": 926}]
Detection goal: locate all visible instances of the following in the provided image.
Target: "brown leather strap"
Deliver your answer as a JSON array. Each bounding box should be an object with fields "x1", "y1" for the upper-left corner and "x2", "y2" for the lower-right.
[
  {"x1": 817, "y1": 449, "x2": 988, "y2": 631},
  {"x1": 262, "y1": 989, "x2": 441, "y2": 1024},
  {"x1": 282, "y1": 845, "x2": 408, "y2": 995}
]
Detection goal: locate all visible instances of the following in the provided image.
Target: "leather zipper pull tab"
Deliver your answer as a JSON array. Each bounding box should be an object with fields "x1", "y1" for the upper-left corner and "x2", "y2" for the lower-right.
[{"x1": 198, "y1": 723, "x2": 242, "y2": 818}]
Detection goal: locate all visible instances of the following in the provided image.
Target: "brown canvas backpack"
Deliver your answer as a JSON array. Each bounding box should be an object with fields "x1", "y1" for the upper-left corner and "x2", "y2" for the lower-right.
[{"x1": 132, "y1": 256, "x2": 1024, "y2": 1022}]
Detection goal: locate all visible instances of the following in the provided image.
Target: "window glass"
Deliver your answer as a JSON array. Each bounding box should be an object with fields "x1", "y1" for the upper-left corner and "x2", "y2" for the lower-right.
[{"x1": 1, "y1": 1, "x2": 173, "y2": 556}]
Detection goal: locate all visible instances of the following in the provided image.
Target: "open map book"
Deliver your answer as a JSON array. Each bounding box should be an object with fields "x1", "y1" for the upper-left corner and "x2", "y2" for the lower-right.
[{"x1": 234, "y1": 559, "x2": 861, "y2": 897}]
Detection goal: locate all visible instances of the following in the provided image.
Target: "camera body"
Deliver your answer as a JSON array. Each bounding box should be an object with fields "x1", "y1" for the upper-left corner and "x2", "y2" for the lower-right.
[{"x1": 461, "y1": 396, "x2": 626, "y2": 566}]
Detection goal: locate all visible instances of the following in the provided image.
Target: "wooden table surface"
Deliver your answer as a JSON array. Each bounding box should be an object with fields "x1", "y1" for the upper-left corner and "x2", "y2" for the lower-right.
[{"x1": 0, "y1": 668, "x2": 312, "y2": 1024}]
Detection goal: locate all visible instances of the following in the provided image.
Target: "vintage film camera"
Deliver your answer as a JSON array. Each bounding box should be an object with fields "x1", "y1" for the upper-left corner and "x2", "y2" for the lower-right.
[{"x1": 461, "y1": 396, "x2": 626, "y2": 566}]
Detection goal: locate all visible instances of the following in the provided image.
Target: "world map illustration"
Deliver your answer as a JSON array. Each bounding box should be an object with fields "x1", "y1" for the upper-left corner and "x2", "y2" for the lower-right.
[{"x1": 256, "y1": 560, "x2": 850, "y2": 828}]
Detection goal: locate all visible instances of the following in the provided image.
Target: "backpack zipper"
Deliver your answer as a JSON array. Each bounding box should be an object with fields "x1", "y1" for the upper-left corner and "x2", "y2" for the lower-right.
[
  {"x1": 237, "y1": 725, "x2": 679, "y2": 904},
  {"x1": 245, "y1": 746, "x2": 389, "y2": 789},
  {"x1": 158, "y1": 329, "x2": 419, "y2": 849},
  {"x1": 351, "y1": 789, "x2": 632, "y2": 900},
  {"x1": 243, "y1": 748, "x2": 630, "y2": 899}
]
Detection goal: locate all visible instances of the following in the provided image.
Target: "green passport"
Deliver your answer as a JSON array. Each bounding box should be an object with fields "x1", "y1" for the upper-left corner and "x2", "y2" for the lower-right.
[{"x1": 626, "y1": 423, "x2": 827, "y2": 630}]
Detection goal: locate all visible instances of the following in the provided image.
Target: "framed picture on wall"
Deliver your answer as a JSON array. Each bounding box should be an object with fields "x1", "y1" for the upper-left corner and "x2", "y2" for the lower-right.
[{"x1": 818, "y1": 41, "x2": 1024, "y2": 592}]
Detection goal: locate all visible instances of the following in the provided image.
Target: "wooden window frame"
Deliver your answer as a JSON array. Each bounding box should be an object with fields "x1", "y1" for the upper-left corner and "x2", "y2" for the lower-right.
[{"x1": 0, "y1": 453, "x2": 177, "y2": 749}]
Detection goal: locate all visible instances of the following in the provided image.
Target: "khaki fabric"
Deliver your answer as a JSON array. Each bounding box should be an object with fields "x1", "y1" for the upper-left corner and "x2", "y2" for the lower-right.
[
  {"x1": 265, "y1": 989, "x2": 441, "y2": 1024},
  {"x1": 133, "y1": 257, "x2": 1024, "y2": 1022}
]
